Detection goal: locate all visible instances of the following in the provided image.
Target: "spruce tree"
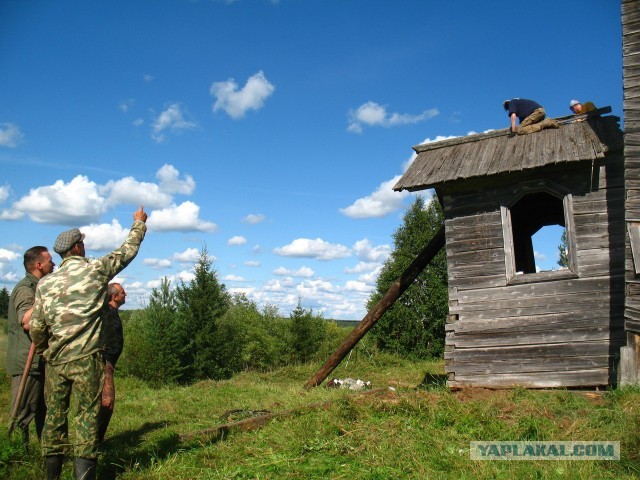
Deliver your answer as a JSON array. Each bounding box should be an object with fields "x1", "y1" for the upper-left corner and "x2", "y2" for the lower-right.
[
  {"x1": 175, "y1": 246, "x2": 231, "y2": 380},
  {"x1": 0, "y1": 287, "x2": 9, "y2": 319},
  {"x1": 368, "y1": 195, "x2": 448, "y2": 358}
]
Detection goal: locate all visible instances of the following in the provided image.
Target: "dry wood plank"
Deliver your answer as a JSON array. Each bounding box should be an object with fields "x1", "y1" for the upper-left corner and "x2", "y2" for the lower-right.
[{"x1": 449, "y1": 368, "x2": 609, "y2": 388}]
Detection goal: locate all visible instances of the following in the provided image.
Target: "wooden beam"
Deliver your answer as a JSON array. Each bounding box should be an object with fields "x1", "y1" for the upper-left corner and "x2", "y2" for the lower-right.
[
  {"x1": 303, "y1": 225, "x2": 446, "y2": 389},
  {"x1": 179, "y1": 387, "x2": 391, "y2": 444}
]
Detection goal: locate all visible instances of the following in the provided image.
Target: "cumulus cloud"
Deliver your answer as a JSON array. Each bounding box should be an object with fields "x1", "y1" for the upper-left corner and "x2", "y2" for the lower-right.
[
  {"x1": 118, "y1": 99, "x2": 135, "y2": 113},
  {"x1": 173, "y1": 247, "x2": 201, "y2": 263},
  {"x1": 0, "y1": 248, "x2": 20, "y2": 263},
  {"x1": 274, "y1": 238, "x2": 350, "y2": 261},
  {"x1": 273, "y1": 266, "x2": 314, "y2": 277},
  {"x1": 244, "y1": 260, "x2": 261, "y2": 267},
  {"x1": 347, "y1": 101, "x2": 438, "y2": 133},
  {"x1": 210, "y1": 71, "x2": 275, "y2": 119},
  {"x1": 223, "y1": 274, "x2": 245, "y2": 282},
  {"x1": 104, "y1": 177, "x2": 173, "y2": 209},
  {"x1": 81, "y1": 219, "x2": 130, "y2": 251},
  {"x1": 243, "y1": 213, "x2": 265, "y2": 224},
  {"x1": 147, "y1": 201, "x2": 217, "y2": 232},
  {"x1": 228, "y1": 235, "x2": 247, "y2": 246},
  {"x1": 143, "y1": 258, "x2": 172, "y2": 269},
  {"x1": 340, "y1": 176, "x2": 410, "y2": 219},
  {"x1": 344, "y1": 261, "x2": 381, "y2": 274},
  {"x1": 0, "y1": 185, "x2": 10, "y2": 203},
  {"x1": 0, "y1": 209, "x2": 24, "y2": 221},
  {"x1": 12, "y1": 175, "x2": 107, "y2": 225},
  {"x1": 156, "y1": 164, "x2": 195, "y2": 195},
  {"x1": 352, "y1": 239, "x2": 391, "y2": 262},
  {"x1": 151, "y1": 103, "x2": 198, "y2": 143},
  {"x1": 0, "y1": 123, "x2": 24, "y2": 148}
]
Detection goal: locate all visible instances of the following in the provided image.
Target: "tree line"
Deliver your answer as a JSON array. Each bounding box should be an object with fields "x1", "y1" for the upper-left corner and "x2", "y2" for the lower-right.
[{"x1": 0, "y1": 195, "x2": 450, "y2": 386}]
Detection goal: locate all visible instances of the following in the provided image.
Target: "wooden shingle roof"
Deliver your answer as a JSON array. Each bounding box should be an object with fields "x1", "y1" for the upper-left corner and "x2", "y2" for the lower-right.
[{"x1": 393, "y1": 114, "x2": 623, "y2": 192}]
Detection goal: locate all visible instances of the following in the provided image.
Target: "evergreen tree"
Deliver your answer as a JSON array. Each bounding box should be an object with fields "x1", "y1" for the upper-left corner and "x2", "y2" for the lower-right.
[
  {"x1": 175, "y1": 247, "x2": 231, "y2": 380},
  {"x1": 368, "y1": 195, "x2": 448, "y2": 358},
  {"x1": 289, "y1": 300, "x2": 326, "y2": 363},
  {"x1": 119, "y1": 277, "x2": 187, "y2": 385},
  {"x1": 0, "y1": 287, "x2": 9, "y2": 319},
  {"x1": 557, "y1": 229, "x2": 568, "y2": 268}
]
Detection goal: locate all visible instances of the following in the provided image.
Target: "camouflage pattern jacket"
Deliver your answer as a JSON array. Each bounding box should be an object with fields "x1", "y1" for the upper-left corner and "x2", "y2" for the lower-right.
[
  {"x1": 6, "y1": 272, "x2": 44, "y2": 376},
  {"x1": 30, "y1": 221, "x2": 146, "y2": 365}
]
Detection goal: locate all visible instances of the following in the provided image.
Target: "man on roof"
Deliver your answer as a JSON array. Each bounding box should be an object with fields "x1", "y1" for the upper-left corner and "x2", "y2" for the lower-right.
[
  {"x1": 503, "y1": 98, "x2": 559, "y2": 135},
  {"x1": 569, "y1": 99, "x2": 597, "y2": 115}
]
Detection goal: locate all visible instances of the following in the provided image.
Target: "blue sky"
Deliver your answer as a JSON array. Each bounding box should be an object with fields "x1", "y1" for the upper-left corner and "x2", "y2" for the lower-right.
[{"x1": 0, "y1": 0, "x2": 623, "y2": 319}]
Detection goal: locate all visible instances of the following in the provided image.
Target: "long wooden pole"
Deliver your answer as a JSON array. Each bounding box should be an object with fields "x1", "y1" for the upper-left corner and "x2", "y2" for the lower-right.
[
  {"x1": 8, "y1": 342, "x2": 36, "y2": 436},
  {"x1": 304, "y1": 225, "x2": 446, "y2": 389}
]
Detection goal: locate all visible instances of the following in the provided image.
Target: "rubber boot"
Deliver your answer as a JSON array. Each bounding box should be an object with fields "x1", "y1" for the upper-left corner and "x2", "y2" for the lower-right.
[
  {"x1": 74, "y1": 457, "x2": 97, "y2": 480},
  {"x1": 45, "y1": 455, "x2": 64, "y2": 480}
]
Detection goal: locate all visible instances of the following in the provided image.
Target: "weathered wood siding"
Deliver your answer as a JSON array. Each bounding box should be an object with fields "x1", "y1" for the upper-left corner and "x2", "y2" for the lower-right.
[
  {"x1": 444, "y1": 157, "x2": 625, "y2": 388},
  {"x1": 622, "y1": 0, "x2": 640, "y2": 384}
]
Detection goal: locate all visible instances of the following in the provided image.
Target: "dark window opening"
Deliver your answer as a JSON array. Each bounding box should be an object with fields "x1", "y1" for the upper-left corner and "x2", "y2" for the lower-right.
[{"x1": 511, "y1": 192, "x2": 565, "y2": 274}]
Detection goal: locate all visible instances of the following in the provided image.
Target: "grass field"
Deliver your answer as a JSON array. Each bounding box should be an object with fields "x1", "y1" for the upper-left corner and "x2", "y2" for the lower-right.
[{"x1": 1, "y1": 327, "x2": 640, "y2": 479}]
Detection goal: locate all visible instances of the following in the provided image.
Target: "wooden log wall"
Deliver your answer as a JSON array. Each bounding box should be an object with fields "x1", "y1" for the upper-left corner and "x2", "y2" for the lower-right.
[
  {"x1": 443, "y1": 157, "x2": 625, "y2": 388},
  {"x1": 622, "y1": 0, "x2": 640, "y2": 385}
]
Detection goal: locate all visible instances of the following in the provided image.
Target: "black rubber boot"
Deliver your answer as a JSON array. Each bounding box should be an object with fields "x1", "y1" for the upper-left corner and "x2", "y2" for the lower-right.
[
  {"x1": 74, "y1": 457, "x2": 97, "y2": 480},
  {"x1": 45, "y1": 455, "x2": 64, "y2": 480}
]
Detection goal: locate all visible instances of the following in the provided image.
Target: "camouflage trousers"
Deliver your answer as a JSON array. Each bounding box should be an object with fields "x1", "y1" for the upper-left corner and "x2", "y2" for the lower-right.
[{"x1": 41, "y1": 353, "x2": 104, "y2": 459}]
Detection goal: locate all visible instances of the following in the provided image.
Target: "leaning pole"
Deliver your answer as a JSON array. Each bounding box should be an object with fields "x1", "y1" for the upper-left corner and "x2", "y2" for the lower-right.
[{"x1": 304, "y1": 225, "x2": 446, "y2": 389}]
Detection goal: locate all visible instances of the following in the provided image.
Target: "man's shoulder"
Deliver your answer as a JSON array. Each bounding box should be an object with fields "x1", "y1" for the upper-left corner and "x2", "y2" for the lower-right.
[{"x1": 11, "y1": 274, "x2": 37, "y2": 297}]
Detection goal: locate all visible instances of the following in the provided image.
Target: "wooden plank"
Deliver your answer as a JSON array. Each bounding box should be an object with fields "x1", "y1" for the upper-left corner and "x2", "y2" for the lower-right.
[
  {"x1": 451, "y1": 327, "x2": 624, "y2": 349},
  {"x1": 448, "y1": 356, "x2": 612, "y2": 376},
  {"x1": 449, "y1": 368, "x2": 609, "y2": 388},
  {"x1": 446, "y1": 341, "x2": 613, "y2": 361}
]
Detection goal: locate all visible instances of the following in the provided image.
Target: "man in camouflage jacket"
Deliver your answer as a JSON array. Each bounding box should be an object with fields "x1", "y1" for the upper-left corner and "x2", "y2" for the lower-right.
[
  {"x1": 6, "y1": 246, "x2": 55, "y2": 444},
  {"x1": 30, "y1": 207, "x2": 147, "y2": 480}
]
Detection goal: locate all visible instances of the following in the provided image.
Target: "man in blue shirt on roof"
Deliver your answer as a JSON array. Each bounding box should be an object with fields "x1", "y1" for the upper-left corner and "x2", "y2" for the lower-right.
[{"x1": 503, "y1": 98, "x2": 559, "y2": 135}]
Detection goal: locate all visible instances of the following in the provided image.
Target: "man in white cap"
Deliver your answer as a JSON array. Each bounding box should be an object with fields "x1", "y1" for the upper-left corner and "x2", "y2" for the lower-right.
[{"x1": 569, "y1": 99, "x2": 597, "y2": 115}]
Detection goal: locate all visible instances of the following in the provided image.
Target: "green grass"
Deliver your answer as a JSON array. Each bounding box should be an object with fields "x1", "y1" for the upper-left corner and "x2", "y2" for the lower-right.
[{"x1": 1, "y1": 329, "x2": 639, "y2": 479}]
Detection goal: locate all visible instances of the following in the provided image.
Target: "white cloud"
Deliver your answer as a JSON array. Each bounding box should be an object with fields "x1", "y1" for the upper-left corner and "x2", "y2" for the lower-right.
[
  {"x1": 0, "y1": 209, "x2": 24, "y2": 221},
  {"x1": 173, "y1": 247, "x2": 201, "y2": 263},
  {"x1": 274, "y1": 238, "x2": 350, "y2": 261},
  {"x1": 352, "y1": 239, "x2": 391, "y2": 262},
  {"x1": 0, "y1": 185, "x2": 10, "y2": 203},
  {"x1": 228, "y1": 235, "x2": 247, "y2": 246},
  {"x1": 156, "y1": 164, "x2": 195, "y2": 195},
  {"x1": 0, "y1": 123, "x2": 24, "y2": 148},
  {"x1": 12, "y1": 175, "x2": 107, "y2": 225},
  {"x1": 143, "y1": 258, "x2": 172, "y2": 269},
  {"x1": 81, "y1": 219, "x2": 130, "y2": 251},
  {"x1": 347, "y1": 101, "x2": 438, "y2": 133},
  {"x1": 340, "y1": 176, "x2": 410, "y2": 219},
  {"x1": 223, "y1": 274, "x2": 245, "y2": 282},
  {"x1": 147, "y1": 201, "x2": 217, "y2": 232},
  {"x1": 118, "y1": 99, "x2": 135, "y2": 113},
  {"x1": 0, "y1": 248, "x2": 20, "y2": 263},
  {"x1": 210, "y1": 71, "x2": 275, "y2": 119},
  {"x1": 104, "y1": 177, "x2": 173, "y2": 209},
  {"x1": 143, "y1": 74, "x2": 154, "y2": 82},
  {"x1": 243, "y1": 213, "x2": 265, "y2": 224},
  {"x1": 345, "y1": 261, "x2": 380, "y2": 274},
  {"x1": 344, "y1": 280, "x2": 370, "y2": 292},
  {"x1": 273, "y1": 266, "x2": 314, "y2": 277},
  {"x1": 244, "y1": 260, "x2": 261, "y2": 267},
  {"x1": 133, "y1": 118, "x2": 144, "y2": 127},
  {"x1": 151, "y1": 103, "x2": 198, "y2": 143}
]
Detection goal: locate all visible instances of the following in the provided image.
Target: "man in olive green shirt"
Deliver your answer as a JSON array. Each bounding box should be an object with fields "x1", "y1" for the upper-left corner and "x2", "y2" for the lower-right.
[{"x1": 6, "y1": 246, "x2": 55, "y2": 444}]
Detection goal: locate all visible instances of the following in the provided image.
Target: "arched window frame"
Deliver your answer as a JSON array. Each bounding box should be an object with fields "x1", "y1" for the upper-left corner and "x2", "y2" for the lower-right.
[{"x1": 501, "y1": 181, "x2": 578, "y2": 285}]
